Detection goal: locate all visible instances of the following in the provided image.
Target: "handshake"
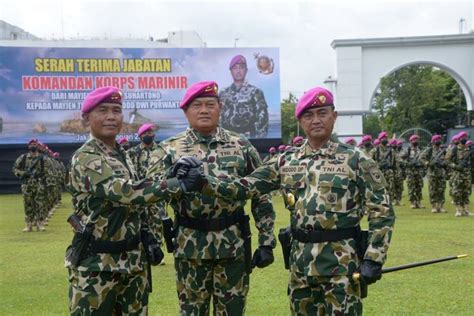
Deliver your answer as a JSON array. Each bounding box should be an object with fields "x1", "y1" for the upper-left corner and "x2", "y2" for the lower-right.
[{"x1": 171, "y1": 156, "x2": 207, "y2": 193}]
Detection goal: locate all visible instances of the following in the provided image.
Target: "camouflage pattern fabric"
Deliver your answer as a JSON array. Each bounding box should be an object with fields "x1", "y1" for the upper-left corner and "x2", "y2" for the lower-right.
[
  {"x1": 393, "y1": 149, "x2": 406, "y2": 204},
  {"x1": 66, "y1": 136, "x2": 181, "y2": 272},
  {"x1": 12, "y1": 152, "x2": 47, "y2": 224},
  {"x1": 219, "y1": 82, "x2": 269, "y2": 138},
  {"x1": 128, "y1": 142, "x2": 167, "y2": 244},
  {"x1": 66, "y1": 136, "x2": 182, "y2": 315},
  {"x1": 146, "y1": 127, "x2": 275, "y2": 314},
  {"x1": 401, "y1": 145, "x2": 425, "y2": 205},
  {"x1": 262, "y1": 152, "x2": 277, "y2": 163},
  {"x1": 147, "y1": 127, "x2": 276, "y2": 259},
  {"x1": 289, "y1": 275, "x2": 362, "y2": 315},
  {"x1": 175, "y1": 256, "x2": 249, "y2": 315},
  {"x1": 421, "y1": 146, "x2": 447, "y2": 204},
  {"x1": 68, "y1": 269, "x2": 148, "y2": 315},
  {"x1": 203, "y1": 139, "x2": 395, "y2": 310},
  {"x1": 370, "y1": 145, "x2": 396, "y2": 202},
  {"x1": 445, "y1": 144, "x2": 472, "y2": 206}
]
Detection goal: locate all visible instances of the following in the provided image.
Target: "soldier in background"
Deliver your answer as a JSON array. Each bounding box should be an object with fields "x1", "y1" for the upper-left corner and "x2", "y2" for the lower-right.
[
  {"x1": 196, "y1": 86, "x2": 395, "y2": 315},
  {"x1": 359, "y1": 135, "x2": 373, "y2": 157},
  {"x1": 466, "y1": 140, "x2": 474, "y2": 183},
  {"x1": 401, "y1": 135, "x2": 426, "y2": 209},
  {"x1": 53, "y1": 152, "x2": 66, "y2": 205},
  {"x1": 117, "y1": 136, "x2": 130, "y2": 150},
  {"x1": 263, "y1": 146, "x2": 277, "y2": 163},
  {"x1": 293, "y1": 135, "x2": 304, "y2": 147},
  {"x1": 12, "y1": 139, "x2": 46, "y2": 232},
  {"x1": 147, "y1": 81, "x2": 276, "y2": 315},
  {"x1": 219, "y1": 55, "x2": 269, "y2": 138},
  {"x1": 278, "y1": 144, "x2": 286, "y2": 154},
  {"x1": 129, "y1": 123, "x2": 166, "y2": 264},
  {"x1": 392, "y1": 139, "x2": 406, "y2": 206},
  {"x1": 445, "y1": 131, "x2": 472, "y2": 216},
  {"x1": 421, "y1": 134, "x2": 447, "y2": 213},
  {"x1": 371, "y1": 132, "x2": 396, "y2": 203},
  {"x1": 65, "y1": 86, "x2": 196, "y2": 315},
  {"x1": 446, "y1": 134, "x2": 460, "y2": 199},
  {"x1": 344, "y1": 137, "x2": 357, "y2": 146}
]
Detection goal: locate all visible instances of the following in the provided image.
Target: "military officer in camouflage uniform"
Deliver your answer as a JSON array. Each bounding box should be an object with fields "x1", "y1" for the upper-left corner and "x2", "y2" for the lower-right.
[
  {"x1": 146, "y1": 81, "x2": 276, "y2": 315},
  {"x1": 12, "y1": 139, "x2": 47, "y2": 232},
  {"x1": 445, "y1": 131, "x2": 472, "y2": 217},
  {"x1": 219, "y1": 55, "x2": 269, "y2": 138},
  {"x1": 370, "y1": 132, "x2": 396, "y2": 203},
  {"x1": 420, "y1": 135, "x2": 447, "y2": 213},
  {"x1": 401, "y1": 135, "x2": 425, "y2": 209},
  {"x1": 66, "y1": 86, "x2": 197, "y2": 315},
  {"x1": 196, "y1": 86, "x2": 395, "y2": 315}
]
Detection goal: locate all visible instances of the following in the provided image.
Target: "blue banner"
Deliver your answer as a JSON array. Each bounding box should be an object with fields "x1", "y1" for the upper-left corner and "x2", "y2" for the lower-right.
[{"x1": 0, "y1": 47, "x2": 280, "y2": 144}]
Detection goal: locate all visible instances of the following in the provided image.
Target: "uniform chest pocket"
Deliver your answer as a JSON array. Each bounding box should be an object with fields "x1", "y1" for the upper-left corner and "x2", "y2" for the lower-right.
[
  {"x1": 317, "y1": 181, "x2": 350, "y2": 213},
  {"x1": 280, "y1": 172, "x2": 306, "y2": 190},
  {"x1": 222, "y1": 160, "x2": 246, "y2": 177}
]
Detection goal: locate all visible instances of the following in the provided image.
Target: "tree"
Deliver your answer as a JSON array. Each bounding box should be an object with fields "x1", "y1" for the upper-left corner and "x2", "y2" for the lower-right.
[
  {"x1": 372, "y1": 64, "x2": 468, "y2": 136},
  {"x1": 281, "y1": 93, "x2": 299, "y2": 144}
]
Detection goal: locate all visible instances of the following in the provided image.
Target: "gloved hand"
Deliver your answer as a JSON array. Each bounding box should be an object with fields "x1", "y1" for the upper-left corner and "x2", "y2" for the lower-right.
[
  {"x1": 251, "y1": 246, "x2": 274, "y2": 269},
  {"x1": 359, "y1": 260, "x2": 382, "y2": 285},
  {"x1": 179, "y1": 167, "x2": 206, "y2": 192},
  {"x1": 170, "y1": 156, "x2": 202, "y2": 179}
]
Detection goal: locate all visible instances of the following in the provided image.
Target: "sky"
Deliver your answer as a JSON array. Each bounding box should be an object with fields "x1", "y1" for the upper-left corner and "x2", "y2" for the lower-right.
[{"x1": 1, "y1": 0, "x2": 473, "y2": 98}]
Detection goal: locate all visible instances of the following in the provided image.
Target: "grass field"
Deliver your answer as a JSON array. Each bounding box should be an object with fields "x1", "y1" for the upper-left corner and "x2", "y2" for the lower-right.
[{"x1": 0, "y1": 185, "x2": 473, "y2": 316}]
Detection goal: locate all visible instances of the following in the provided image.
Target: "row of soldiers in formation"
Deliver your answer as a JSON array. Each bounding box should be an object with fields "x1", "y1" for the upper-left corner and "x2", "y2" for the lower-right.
[
  {"x1": 12, "y1": 139, "x2": 66, "y2": 231},
  {"x1": 265, "y1": 131, "x2": 473, "y2": 217}
]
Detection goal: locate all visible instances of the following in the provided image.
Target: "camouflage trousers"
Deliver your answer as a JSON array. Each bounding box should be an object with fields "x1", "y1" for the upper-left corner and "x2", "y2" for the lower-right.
[
  {"x1": 21, "y1": 179, "x2": 45, "y2": 222},
  {"x1": 68, "y1": 269, "x2": 148, "y2": 316},
  {"x1": 289, "y1": 273, "x2": 362, "y2": 316},
  {"x1": 175, "y1": 256, "x2": 249, "y2": 316},
  {"x1": 382, "y1": 169, "x2": 395, "y2": 202},
  {"x1": 450, "y1": 170, "x2": 472, "y2": 206},
  {"x1": 393, "y1": 170, "x2": 404, "y2": 203},
  {"x1": 427, "y1": 171, "x2": 446, "y2": 204},
  {"x1": 406, "y1": 171, "x2": 424, "y2": 204}
]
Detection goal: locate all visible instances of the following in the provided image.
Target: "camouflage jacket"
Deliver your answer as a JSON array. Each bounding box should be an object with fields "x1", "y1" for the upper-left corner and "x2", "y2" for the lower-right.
[
  {"x1": 219, "y1": 82, "x2": 269, "y2": 138},
  {"x1": 146, "y1": 127, "x2": 276, "y2": 260},
  {"x1": 128, "y1": 142, "x2": 159, "y2": 179},
  {"x1": 370, "y1": 145, "x2": 396, "y2": 170},
  {"x1": 262, "y1": 153, "x2": 277, "y2": 163},
  {"x1": 401, "y1": 145, "x2": 425, "y2": 174},
  {"x1": 445, "y1": 144, "x2": 471, "y2": 172},
  {"x1": 420, "y1": 146, "x2": 446, "y2": 176},
  {"x1": 203, "y1": 139, "x2": 395, "y2": 277},
  {"x1": 12, "y1": 152, "x2": 46, "y2": 183},
  {"x1": 66, "y1": 136, "x2": 181, "y2": 273}
]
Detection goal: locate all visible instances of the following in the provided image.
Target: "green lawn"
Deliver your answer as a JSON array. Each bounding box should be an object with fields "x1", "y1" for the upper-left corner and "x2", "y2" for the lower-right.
[{"x1": 0, "y1": 186, "x2": 473, "y2": 315}]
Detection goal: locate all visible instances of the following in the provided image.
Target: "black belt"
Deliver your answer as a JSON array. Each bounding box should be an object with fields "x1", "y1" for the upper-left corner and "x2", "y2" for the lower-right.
[
  {"x1": 292, "y1": 226, "x2": 360, "y2": 243},
  {"x1": 90, "y1": 235, "x2": 140, "y2": 254},
  {"x1": 177, "y1": 211, "x2": 245, "y2": 232}
]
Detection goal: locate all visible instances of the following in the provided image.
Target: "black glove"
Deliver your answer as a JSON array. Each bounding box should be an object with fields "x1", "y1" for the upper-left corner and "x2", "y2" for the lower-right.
[
  {"x1": 251, "y1": 246, "x2": 274, "y2": 269},
  {"x1": 170, "y1": 156, "x2": 202, "y2": 178},
  {"x1": 359, "y1": 260, "x2": 382, "y2": 285},
  {"x1": 179, "y1": 167, "x2": 206, "y2": 192}
]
